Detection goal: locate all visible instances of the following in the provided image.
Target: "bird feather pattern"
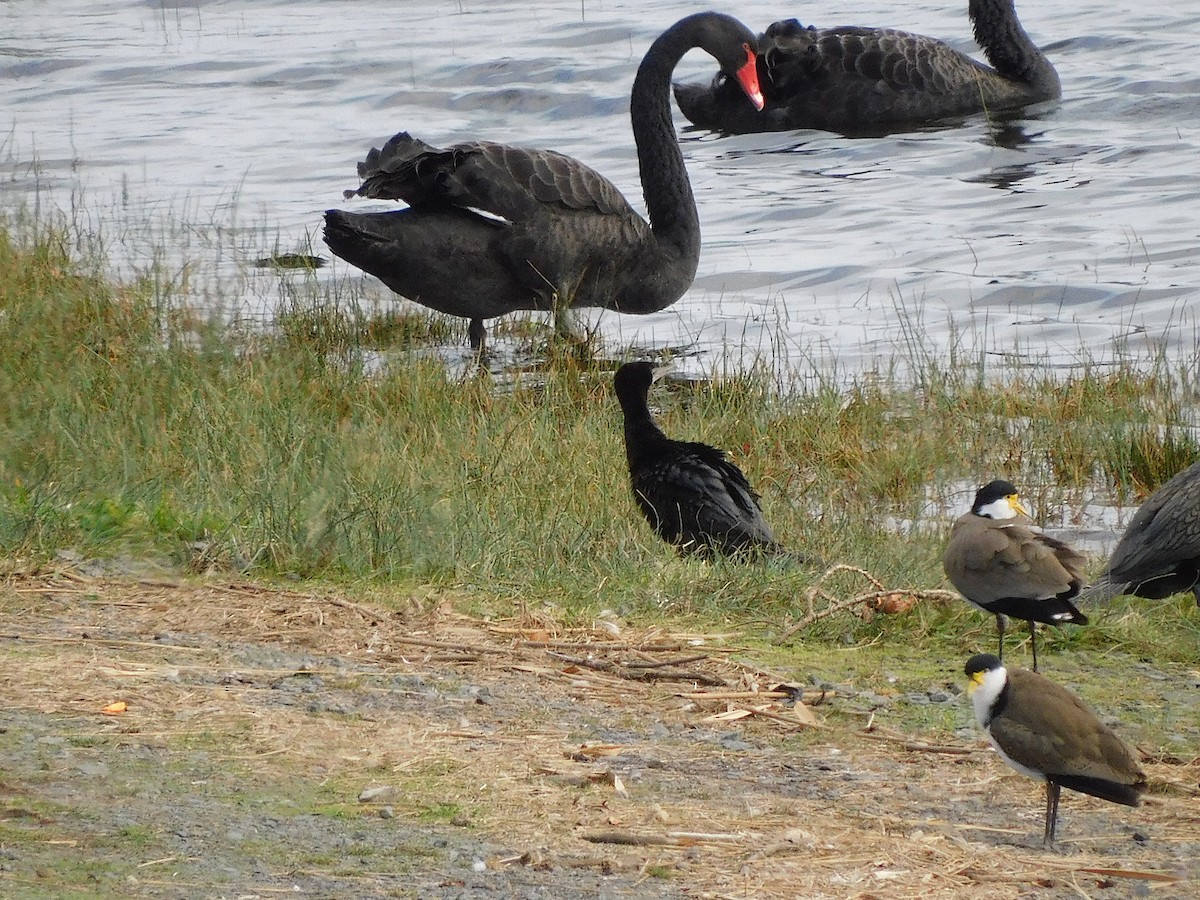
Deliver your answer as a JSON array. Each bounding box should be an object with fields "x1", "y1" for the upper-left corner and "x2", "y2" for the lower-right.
[
  {"x1": 946, "y1": 519, "x2": 1082, "y2": 604},
  {"x1": 632, "y1": 441, "x2": 774, "y2": 552},
  {"x1": 347, "y1": 133, "x2": 637, "y2": 220},
  {"x1": 988, "y1": 669, "x2": 1146, "y2": 806}
]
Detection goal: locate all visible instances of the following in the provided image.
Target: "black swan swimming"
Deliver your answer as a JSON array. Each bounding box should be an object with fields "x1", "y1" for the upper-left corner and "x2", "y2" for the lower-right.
[
  {"x1": 614, "y1": 361, "x2": 790, "y2": 559},
  {"x1": 673, "y1": 0, "x2": 1059, "y2": 136},
  {"x1": 323, "y1": 13, "x2": 763, "y2": 351}
]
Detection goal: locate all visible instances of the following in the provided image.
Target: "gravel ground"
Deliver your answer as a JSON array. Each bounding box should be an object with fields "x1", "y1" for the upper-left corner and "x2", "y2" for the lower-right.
[{"x1": 0, "y1": 571, "x2": 1196, "y2": 899}]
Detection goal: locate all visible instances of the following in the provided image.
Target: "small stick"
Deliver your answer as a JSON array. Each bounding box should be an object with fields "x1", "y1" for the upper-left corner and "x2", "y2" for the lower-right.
[
  {"x1": 678, "y1": 690, "x2": 792, "y2": 701},
  {"x1": 519, "y1": 640, "x2": 687, "y2": 652},
  {"x1": 665, "y1": 830, "x2": 742, "y2": 843},
  {"x1": 779, "y1": 587, "x2": 959, "y2": 641},
  {"x1": 779, "y1": 594, "x2": 874, "y2": 639},
  {"x1": 858, "y1": 729, "x2": 976, "y2": 755},
  {"x1": 389, "y1": 635, "x2": 514, "y2": 656},
  {"x1": 621, "y1": 653, "x2": 710, "y2": 669},
  {"x1": 2, "y1": 632, "x2": 215, "y2": 654},
  {"x1": 743, "y1": 705, "x2": 822, "y2": 730},
  {"x1": 582, "y1": 830, "x2": 741, "y2": 847},
  {"x1": 11, "y1": 587, "x2": 97, "y2": 595},
  {"x1": 315, "y1": 594, "x2": 391, "y2": 620},
  {"x1": 1076, "y1": 868, "x2": 1180, "y2": 884},
  {"x1": 582, "y1": 832, "x2": 675, "y2": 847},
  {"x1": 545, "y1": 651, "x2": 727, "y2": 686},
  {"x1": 136, "y1": 856, "x2": 179, "y2": 869}
]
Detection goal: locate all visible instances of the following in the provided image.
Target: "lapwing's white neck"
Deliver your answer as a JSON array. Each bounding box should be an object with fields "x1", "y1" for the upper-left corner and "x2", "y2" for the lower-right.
[
  {"x1": 969, "y1": 664, "x2": 1008, "y2": 726},
  {"x1": 975, "y1": 496, "x2": 1019, "y2": 520},
  {"x1": 969, "y1": 664, "x2": 1047, "y2": 782}
]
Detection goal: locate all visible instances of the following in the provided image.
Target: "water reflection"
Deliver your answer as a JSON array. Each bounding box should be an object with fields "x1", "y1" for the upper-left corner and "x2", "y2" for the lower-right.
[
  {"x1": 988, "y1": 121, "x2": 1038, "y2": 151},
  {"x1": 0, "y1": 0, "x2": 1197, "y2": 380}
]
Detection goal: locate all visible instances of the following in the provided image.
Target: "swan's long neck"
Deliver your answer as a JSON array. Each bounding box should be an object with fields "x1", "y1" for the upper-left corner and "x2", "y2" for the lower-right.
[
  {"x1": 629, "y1": 22, "x2": 703, "y2": 264},
  {"x1": 970, "y1": 0, "x2": 1060, "y2": 95}
]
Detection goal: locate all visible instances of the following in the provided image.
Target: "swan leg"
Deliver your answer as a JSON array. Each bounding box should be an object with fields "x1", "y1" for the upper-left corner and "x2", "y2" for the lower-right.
[
  {"x1": 1029, "y1": 620, "x2": 1039, "y2": 672},
  {"x1": 550, "y1": 303, "x2": 596, "y2": 359},
  {"x1": 553, "y1": 305, "x2": 582, "y2": 341},
  {"x1": 546, "y1": 282, "x2": 590, "y2": 349},
  {"x1": 468, "y1": 318, "x2": 487, "y2": 352}
]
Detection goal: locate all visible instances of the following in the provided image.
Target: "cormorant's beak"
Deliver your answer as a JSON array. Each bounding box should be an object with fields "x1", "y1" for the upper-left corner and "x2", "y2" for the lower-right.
[{"x1": 651, "y1": 361, "x2": 675, "y2": 383}]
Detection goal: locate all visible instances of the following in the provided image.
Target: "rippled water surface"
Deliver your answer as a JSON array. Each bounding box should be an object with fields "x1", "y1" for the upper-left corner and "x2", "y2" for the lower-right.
[{"x1": 3, "y1": 0, "x2": 1199, "y2": 378}]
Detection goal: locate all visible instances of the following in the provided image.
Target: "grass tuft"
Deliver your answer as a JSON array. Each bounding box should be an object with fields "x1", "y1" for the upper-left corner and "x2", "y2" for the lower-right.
[{"x1": 0, "y1": 212, "x2": 1197, "y2": 667}]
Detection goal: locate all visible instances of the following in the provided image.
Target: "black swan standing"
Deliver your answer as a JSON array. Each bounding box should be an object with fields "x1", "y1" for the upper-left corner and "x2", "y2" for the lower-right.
[
  {"x1": 323, "y1": 13, "x2": 763, "y2": 351},
  {"x1": 673, "y1": 0, "x2": 1059, "y2": 135},
  {"x1": 615, "y1": 361, "x2": 788, "y2": 559},
  {"x1": 943, "y1": 480, "x2": 1087, "y2": 671},
  {"x1": 1083, "y1": 460, "x2": 1200, "y2": 606}
]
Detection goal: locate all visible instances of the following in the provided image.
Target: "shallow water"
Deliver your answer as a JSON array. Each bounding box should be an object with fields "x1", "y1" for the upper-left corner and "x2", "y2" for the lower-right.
[{"x1": 2, "y1": 0, "x2": 1199, "y2": 380}]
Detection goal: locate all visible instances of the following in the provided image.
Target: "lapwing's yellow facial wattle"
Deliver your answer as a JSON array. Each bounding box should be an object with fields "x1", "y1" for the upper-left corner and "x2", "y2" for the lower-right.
[
  {"x1": 1009, "y1": 494, "x2": 1030, "y2": 517},
  {"x1": 967, "y1": 671, "x2": 986, "y2": 694}
]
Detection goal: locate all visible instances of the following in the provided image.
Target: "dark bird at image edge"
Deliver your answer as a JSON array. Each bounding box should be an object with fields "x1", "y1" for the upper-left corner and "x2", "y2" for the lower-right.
[{"x1": 1084, "y1": 459, "x2": 1200, "y2": 606}]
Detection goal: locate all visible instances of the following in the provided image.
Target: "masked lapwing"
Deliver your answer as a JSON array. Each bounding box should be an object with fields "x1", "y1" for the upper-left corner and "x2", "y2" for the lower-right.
[
  {"x1": 1085, "y1": 459, "x2": 1200, "y2": 605},
  {"x1": 613, "y1": 361, "x2": 819, "y2": 564},
  {"x1": 944, "y1": 480, "x2": 1087, "y2": 671},
  {"x1": 964, "y1": 653, "x2": 1147, "y2": 847}
]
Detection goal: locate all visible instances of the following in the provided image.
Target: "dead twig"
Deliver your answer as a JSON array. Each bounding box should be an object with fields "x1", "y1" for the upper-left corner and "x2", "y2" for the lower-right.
[
  {"x1": 678, "y1": 690, "x2": 792, "y2": 702},
  {"x1": 2, "y1": 632, "x2": 215, "y2": 654},
  {"x1": 518, "y1": 639, "x2": 686, "y2": 652},
  {"x1": 1076, "y1": 868, "x2": 1180, "y2": 884},
  {"x1": 389, "y1": 635, "x2": 514, "y2": 656},
  {"x1": 545, "y1": 651, "x2": 727, "y2": 687},
  {"x1": 621, "y1": 653, "x2": 710, "y2": 670},
  {"x1": 779, "y1": 564, "x2": 958, "y2": 641},
  {"x1": 582, "y1": 830, "x2": 742, "y2": 847},
  {"x1": 859, "y1": 727, "x2": 977, "y2": 755}
]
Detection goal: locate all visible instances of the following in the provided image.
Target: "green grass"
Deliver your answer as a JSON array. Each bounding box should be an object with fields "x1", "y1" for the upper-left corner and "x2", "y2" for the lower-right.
[
  {"x1": 116, "y1": 824, "x2": 156, "y2": 847},
  {"x1": 416, "y1": 802, "x2": 464, "y2": 824},
  {"x1": 1, "y1": 212, "x2": 1198, "y2": 670}
]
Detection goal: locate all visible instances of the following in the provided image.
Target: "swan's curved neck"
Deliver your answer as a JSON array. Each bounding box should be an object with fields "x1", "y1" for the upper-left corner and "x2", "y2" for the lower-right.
[
  {"x1": 629, "y1": 24, "x2": 702, "y2": 261},
  {"x1": 970, "y1": 0, "x2": 1060, "y2": 94}
]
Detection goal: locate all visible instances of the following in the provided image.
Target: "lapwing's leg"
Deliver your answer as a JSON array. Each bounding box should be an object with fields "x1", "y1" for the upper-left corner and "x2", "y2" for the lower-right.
[
  {"x1": 1043, "y1": 782, "x2": 1060, "y2": 848},
  {"x1": 995, "y1": 613, "x2": 1008, "y2": 662}
]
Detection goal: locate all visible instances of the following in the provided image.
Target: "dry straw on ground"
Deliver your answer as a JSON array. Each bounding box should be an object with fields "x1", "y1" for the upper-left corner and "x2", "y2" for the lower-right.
[{"x1": 1, "y1": 571, "x2": 1196, "y2": 898}]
